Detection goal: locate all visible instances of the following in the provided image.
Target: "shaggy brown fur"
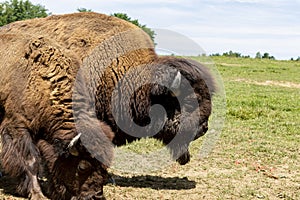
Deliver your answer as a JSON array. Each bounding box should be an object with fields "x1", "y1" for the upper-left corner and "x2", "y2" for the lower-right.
[
  {"x1": 0, "y1": 13, "x2": 215, "y2": 200},
  {"x1": 0, "y1": 33, "x2": 114, "y2": 199}
]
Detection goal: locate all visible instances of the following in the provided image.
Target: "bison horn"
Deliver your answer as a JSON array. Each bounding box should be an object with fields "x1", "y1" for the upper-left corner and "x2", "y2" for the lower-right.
[
  {"x1": 68, "y1": 133, "x2": 82, "y2": 156},
  {"x1": 171, "y1": 71, "x2": 181, "y2": 96}
]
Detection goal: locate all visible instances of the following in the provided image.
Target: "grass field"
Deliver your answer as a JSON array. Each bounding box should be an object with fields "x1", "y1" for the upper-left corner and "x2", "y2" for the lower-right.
[{"x1": 1, "y1": 56, "x2": 299, "y2": 199}]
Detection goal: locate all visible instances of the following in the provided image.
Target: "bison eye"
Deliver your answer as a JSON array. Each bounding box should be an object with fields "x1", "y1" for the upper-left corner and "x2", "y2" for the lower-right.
[{"x1": 78, "y1": 160, "x2": 92, "y2": 172}]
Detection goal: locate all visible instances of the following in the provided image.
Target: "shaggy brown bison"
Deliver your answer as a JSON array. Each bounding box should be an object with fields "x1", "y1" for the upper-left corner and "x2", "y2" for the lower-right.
[
  {"x1": 0, "y1": 12, "x2": 215, "y2": 199},
  {"x1": 0, "y1": 33, "x2": 114, "y2": 199}
]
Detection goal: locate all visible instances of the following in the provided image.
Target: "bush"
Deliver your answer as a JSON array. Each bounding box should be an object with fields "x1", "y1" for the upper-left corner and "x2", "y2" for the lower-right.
[
  {"x1": 0, "y1": 0, "x2": 49, "y2": 26},
  {"x1": 111, "y1": 13, "x2": 155, "y2": 42},
  {"x1": 77, "y1": 8, "x2": 92, "y2": 12}
]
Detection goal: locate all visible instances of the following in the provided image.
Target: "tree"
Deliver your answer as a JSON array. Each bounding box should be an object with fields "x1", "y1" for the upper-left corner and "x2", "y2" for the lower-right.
[
  {"x1": 111, "y1": 13, "x2": 155, "y2": 42},
  {"x1": 77, "y1": 8, "x2": 92, "y2": 12},
  {"x1": 0, "y1": 0, "x2": 49, "y2": 26},
  {"x1": 262, "y1": 52, "x2": 275, "y2": 60},
  {"x1": 268, "y1": 55, "x2": 275, "y2": 60},
  {"x1": 210, "y1": 53, "x2": 220, "y2": 56},
  {"x1": 262, "y1": 52, "x2": 269, "y2": 59},
  {"x1": 222, "y1": 50, "x2": 242, "y2": 57},
  {"x1": 255, "y1": 52, "x2": 262, "y2": 59}
]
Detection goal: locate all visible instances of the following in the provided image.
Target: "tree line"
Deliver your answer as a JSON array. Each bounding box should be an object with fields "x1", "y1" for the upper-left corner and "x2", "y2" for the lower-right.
[
  {"x1": 211, "y1": 51, "x2": 300, "y2": 61},
  {"x1": 210, "y1": 51, "x2": 276, "y2": 60}
]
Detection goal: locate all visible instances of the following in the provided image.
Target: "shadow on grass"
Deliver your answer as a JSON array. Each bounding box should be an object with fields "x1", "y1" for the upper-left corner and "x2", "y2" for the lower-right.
[{"x1": 111, "y1": 174, "x2": 196, "y2": 190}]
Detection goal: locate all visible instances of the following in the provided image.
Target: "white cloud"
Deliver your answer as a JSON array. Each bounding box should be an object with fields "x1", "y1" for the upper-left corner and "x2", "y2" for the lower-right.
[{"x1": 28, "y1": 0, "x2": 300, "y2": 59}]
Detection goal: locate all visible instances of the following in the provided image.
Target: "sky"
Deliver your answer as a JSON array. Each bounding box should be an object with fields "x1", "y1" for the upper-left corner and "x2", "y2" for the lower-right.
[{"x1": 27, "y1": 0, "x2": 300, "y2": 60}]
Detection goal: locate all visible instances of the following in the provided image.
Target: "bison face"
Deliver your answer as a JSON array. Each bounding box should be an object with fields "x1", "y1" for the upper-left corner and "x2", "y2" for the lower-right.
[
  {"x1": 38, "y1": 122, "x2": 114, "y2": 200},
  {"x1": 38, "y1": 138, "x2": 108, "y2": 200},
  {"x1": 54, "y1": 154, "x2": 107, "y2": 200},
  {"x1": 148, "y1": 57, "x2": 215, "y2": 165}
]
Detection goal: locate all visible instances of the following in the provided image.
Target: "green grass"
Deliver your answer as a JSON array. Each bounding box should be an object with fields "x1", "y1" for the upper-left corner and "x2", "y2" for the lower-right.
[{"x1": 212, "y1": 56, "x2": 300, "y2": 83}]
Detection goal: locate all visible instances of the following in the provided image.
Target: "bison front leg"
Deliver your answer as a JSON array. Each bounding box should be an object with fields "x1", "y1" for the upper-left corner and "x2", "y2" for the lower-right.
[{"x1": 0, "y1": 124, "x2": 47, "y2": 200}]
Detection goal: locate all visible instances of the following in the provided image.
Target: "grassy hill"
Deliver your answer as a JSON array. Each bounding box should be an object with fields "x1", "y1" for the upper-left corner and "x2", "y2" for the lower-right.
[{"x1": 1, "y1": 56, "x2": 299, "y2": 199}]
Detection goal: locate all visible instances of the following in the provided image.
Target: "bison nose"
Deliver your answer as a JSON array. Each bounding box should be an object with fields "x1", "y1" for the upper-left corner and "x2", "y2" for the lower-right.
[
  {"x1": 176, "y1": 151, "x2": 190, "y2": 165},
  {"x1": 194, "y1": 121, "x2": 208, "y2": 140}
]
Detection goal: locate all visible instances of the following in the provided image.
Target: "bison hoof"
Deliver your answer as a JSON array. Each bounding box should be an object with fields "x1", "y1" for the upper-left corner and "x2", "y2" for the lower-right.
[{"x1": 176, "y1": 152, "x2": 191, "y2": 165}]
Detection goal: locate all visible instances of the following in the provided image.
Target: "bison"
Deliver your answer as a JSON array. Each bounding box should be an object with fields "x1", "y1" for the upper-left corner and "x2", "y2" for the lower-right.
[
  {"x1": 0, "y1": 33, "x2": 115, "y2": 199},
  {"x1": 0, "y1": 12, "x2": 215, "y2": 199}
]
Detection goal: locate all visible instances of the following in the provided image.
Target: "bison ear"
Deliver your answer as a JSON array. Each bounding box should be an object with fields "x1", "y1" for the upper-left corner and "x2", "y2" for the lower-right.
[{"x1": 67, "y1": 133, "x2": 81, "y2": 156}]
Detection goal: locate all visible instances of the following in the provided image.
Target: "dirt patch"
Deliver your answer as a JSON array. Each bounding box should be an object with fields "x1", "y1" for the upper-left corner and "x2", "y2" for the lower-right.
[
  {"x1": 233, "y1": 78, "x2": 300, "y2": 89},
  {"x1": 219, "y1": 63, "x2": 245, "y2": 67}
]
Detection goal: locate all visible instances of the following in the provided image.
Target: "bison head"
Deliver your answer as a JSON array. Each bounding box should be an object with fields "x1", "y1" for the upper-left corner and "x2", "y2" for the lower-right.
[
  {"x1": 149, "y1": 57, "x2": 215, "y2": 165},
  {"x1": 53, "y1": 142, "x2": 108, "y2": 200},
  {"x1": 112, "y1": 56, "x2": 215, "y2": 165},
  {"x1": 38, "y1": 120, "x2": 114, "y2": 200}
]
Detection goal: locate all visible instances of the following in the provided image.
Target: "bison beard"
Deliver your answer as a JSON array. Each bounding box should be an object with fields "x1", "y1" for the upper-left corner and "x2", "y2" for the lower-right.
[{"x1": 0, "y1": 12, "x2": 215, "y2": 199}]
